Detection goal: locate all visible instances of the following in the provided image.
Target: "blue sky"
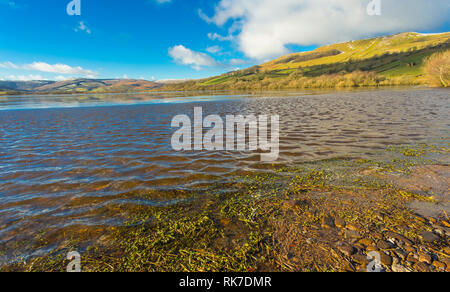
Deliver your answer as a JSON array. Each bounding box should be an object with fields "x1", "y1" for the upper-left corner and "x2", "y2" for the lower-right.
[{"x1": 0, "y1": 0, "x2": 449, "y2": 81}]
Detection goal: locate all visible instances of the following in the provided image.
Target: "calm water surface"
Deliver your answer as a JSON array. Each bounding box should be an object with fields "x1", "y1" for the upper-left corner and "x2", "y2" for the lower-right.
[{"x1": 0, "y1": 88, "x2": 449, "y2": 263}]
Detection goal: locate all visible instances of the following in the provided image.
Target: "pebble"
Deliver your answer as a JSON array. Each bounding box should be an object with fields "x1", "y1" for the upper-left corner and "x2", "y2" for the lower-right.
[
  {"x1": 432, "y1": 261, "x2": 446, "y2": 271},
  {"x1": 419, "y1": 231, "x2": 440, "y2": 243},
  {"x1": 337, "y1": 243, "x2": 356, "y2": 257},
  {"x1": 352, "y1": 253, "x2": 370, "y2": 265},
  {"x1": 359, "y1": 238, "x2": 373, "y2": 247},
  {"x1": 385, "y1": 231, "x2": 413, "y2": 246},
  {"x1": 377, "y1": 240, "x2": 393, "y2": 250},
  {"x1": 418, "y1": 252, "x2": 433, "y2": 265},
  {"x1": 380, "y1": 253, "x2": 393, "y2": 266},
  {"x1": 345, "y1": 229, "x2": 362, "y2": 240},
  {"x1": 406, "y1": 253, "x2": 418, "y2": 263},
  {"x1": 392, "y1": 264, "x2": 411, "y2": 273},
  {"x1": 414, "y1": 262, "x2": 430, "y2": 272}
]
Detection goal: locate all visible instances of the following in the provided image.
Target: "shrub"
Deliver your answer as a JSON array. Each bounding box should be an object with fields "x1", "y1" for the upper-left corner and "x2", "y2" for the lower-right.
[{"x1": 424, "y1": 50, "x2": 450, "y2": 87}]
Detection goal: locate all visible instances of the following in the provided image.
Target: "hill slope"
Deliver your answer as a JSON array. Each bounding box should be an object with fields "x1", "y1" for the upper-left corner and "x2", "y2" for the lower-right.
[
  {"x1": 164, "y1": 32, "x2": 450, "y2": 90},
  {"x1": 0, "y1": 79, "x2": 162, "y2": 94}
]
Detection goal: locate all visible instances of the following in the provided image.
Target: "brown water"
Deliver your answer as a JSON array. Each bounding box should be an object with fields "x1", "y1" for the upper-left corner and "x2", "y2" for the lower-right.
[{"x1": 0, "y1": 88, "x2": 449, "y2": 263}]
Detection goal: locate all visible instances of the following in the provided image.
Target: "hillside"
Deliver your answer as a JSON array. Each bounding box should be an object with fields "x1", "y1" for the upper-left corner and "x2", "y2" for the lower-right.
[
  {"x1": 163, "y1": 32, "x2": 450, "y2": 90},
  {"x1": 2, "y1": 32, "x2": 449, "y2": 95},
  {"x1": 0, "y1": 79, "x2": 162, "y2": 94}
]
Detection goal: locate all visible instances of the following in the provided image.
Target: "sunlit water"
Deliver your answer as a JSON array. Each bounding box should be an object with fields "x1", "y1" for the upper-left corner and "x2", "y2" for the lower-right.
[{"x1": 0, "y1": 88, "x2": 449, "y2": 263}]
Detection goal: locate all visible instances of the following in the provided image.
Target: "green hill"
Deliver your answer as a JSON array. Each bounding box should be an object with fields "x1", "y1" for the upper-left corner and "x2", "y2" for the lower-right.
[{"x1": 163, "y1": 32, "x2": 450, "y2": 90}]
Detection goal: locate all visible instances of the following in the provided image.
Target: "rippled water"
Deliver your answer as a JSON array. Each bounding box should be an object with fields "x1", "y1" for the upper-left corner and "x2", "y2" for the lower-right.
[{"x1": 0, "y1": 88, "x2": 449, "y2": 262}]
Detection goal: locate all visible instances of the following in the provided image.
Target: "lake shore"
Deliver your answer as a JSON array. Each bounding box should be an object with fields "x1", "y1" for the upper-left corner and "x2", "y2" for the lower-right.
[{"x1": 2, "y1": 144, "x2": 449, "y2": 272}]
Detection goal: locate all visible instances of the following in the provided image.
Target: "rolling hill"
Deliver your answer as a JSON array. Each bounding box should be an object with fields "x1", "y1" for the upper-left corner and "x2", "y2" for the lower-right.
[
  {"x1": 2, "y1": 32, "x2": 449, "y2": 95},
  {"x1": 0, "y1": 79, "x2": 162, "y2": 94},
  {"x1": 163, "y1": 32, "x2": 450, "y2": 90}
]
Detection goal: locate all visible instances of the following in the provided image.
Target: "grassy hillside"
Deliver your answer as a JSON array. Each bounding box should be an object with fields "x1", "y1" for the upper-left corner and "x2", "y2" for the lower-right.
[{"x1": 163, "y1": 32, "x2": 450, "y2": 90}]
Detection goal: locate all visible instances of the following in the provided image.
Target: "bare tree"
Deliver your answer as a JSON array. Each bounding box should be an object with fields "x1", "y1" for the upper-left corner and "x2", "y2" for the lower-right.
[{"x1": 424, "y1": 50, "x2": 450, "y2": 87}]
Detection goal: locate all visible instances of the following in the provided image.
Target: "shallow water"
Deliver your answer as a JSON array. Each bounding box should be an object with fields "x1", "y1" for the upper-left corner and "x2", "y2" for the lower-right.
[{"x1": 0, "y1": 88, "x2": 449, "y2": 263}]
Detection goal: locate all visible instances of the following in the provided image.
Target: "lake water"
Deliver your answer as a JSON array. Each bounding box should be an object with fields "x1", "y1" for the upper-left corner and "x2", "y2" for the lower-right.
[{"x1": 0, "y1": 88, "x2": 449, "y2": 263}]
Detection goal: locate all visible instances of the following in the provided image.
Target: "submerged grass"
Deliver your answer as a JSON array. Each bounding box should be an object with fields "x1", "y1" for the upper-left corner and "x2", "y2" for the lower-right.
[{"x1": 1, "y1": 143, "x2": 449, "y2": 272}]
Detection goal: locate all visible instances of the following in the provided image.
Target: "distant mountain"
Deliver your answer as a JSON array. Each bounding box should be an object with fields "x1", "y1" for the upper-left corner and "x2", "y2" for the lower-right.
[
  {"x1": 162, "y1": 32, "x2": 450, "y2": 90},
  {"x1": 0, "y1": 80, "x2": 54, "y2": 91},
  {"x1": 0, "y1": 79, "x2": 162, "y2": 94}
]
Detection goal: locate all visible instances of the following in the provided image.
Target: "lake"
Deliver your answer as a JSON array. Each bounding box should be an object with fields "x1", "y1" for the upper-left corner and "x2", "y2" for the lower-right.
[{"x1": 0, "y1": 88, "x2": 449, "y2": 265}]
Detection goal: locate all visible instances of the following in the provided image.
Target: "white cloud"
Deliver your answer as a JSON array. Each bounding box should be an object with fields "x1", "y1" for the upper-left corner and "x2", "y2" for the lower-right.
[
  {"x1": 207, "y1": 32, "x2": 234, "y2": 42},
  {"x1": 206, "y1": 45, "x2": 222, "y2": 54},
  {"x1": 54, "y1": 75, "x2": 74, "y2": 81},
  {"x1": 23, "y1": 62, "x2": 97, "y2": 76},
  {"x1": 203, "y1": 0, "x2": 450, "y2": 59},
  {"x1": 75, "y1": 21, "x2": 91, "y2": 34},
  {"x1": 0, "y1": 61, "x2": 20, "y2": 69},
  {"x1": 229, "y1": 58, "x2": 249, "y2": 66},
  {"x1": 168, "y1": 45, "x2": 217, "y2": 70},
  {"x1": 0, "y1": 61, "x2": 98, "y2": 78}
]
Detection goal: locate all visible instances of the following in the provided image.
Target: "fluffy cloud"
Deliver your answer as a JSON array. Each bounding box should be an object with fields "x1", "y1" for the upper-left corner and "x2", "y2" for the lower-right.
[
  {"x1": 0, "y1": 61, "x2": 97, "y2": 78},
  {"x1": 203, "y1": 0, "x2": 450, "y2": 59},
  {"x1": 23, "y1": 62, "x2": 96, "y2": 76},
  {"x1": 168, "y1": 45, "x2": 217, "y2": 70}
]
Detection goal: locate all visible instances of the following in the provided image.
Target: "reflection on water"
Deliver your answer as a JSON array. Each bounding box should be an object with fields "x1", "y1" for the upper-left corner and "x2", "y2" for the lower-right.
[{"x1": 0, "y1": 88, "x2": 449, "y2": 263}]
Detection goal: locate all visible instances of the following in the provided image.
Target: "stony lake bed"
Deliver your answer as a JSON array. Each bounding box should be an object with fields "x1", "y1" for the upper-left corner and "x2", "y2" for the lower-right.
[{"x1": 0, "y1": 88, "x2": 449, "y2": 272}]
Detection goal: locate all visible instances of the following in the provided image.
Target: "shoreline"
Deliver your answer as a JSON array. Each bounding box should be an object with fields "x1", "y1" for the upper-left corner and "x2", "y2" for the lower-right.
[
  {"x1": 2, "y1": 144, "x2": 448, "y2": 272},
  {"x1": 0, "y1": 84, "x2": 442, "y2": 98}
]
